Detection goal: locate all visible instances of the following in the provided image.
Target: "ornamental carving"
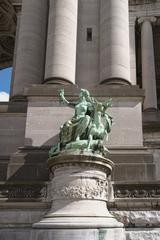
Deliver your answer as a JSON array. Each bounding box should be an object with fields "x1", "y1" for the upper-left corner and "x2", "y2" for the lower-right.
[
  {"x1": 0, "y1": 183, "x2": 46, "y2": 200},
  {"x1": 129, "y1": 0, "x2": 158, "y2": 5},
  {"x1": 0, "y1": 183, "x2": 160, "y2": 202},
  {"x1": 114, "y1": 186, "x2": 160, "y2": 198},
  {"x1": 51, "y1": 179, "x2": 108, "y2": 200}
]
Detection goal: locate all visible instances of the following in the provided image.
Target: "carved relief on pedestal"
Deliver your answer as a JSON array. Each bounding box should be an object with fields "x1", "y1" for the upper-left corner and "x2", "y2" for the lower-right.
[{"x1": 51, "y1": 178, "x2": 108, "y2": 201}]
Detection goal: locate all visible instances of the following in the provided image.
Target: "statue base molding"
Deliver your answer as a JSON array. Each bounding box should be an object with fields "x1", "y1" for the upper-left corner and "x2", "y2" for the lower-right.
[{"x1": 31, "y1": 228, "x2": 126, "y2": 240}]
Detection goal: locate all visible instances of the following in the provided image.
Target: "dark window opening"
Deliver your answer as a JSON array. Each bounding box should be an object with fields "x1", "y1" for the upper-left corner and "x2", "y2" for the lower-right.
[
  {"x1": 153, "y1": 21, "x2": 160, "y2": 109},
  {"x1": 135, "y1": 20, "x2": 142, "y2": 88},
  {"x1": 86, "y1": 28, "x2": 92, "y2": 41}
]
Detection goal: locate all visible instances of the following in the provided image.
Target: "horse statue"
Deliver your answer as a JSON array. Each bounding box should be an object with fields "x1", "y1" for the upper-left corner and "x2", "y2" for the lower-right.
[{"x1": 87, "y1": 100, "x2": 113, "y2": 155}]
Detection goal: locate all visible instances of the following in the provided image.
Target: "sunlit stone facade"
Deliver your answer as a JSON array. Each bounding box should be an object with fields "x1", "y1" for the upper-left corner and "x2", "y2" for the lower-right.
[{"x1": 0, "y1": 0, "x2": 160, "y2": 239}]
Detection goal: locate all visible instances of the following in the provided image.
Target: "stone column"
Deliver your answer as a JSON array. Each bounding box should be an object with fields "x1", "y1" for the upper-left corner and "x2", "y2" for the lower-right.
[
  {"x1": 44, "y1": 0, "x2": 78, "y2": 85},
  {"x1": 10, "y1": 8, "x2": 21, "y2": 98},
  {"x1": 11, "y1": 0, "x2": 48, "y2": 100},
  {"x1": 100, "y1": 0, "x2": 130, "y2": 85},
  {"x1": 129, "y1": 17, "x2": 137, "y2": 85},
  {"x1": 139, "y1": 17, "x2": 157, "y2": 111}
]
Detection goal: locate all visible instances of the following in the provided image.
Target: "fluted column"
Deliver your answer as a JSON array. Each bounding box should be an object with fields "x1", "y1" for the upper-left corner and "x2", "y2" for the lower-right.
[
  {"x1": 44, "y1": 0, "x2": 78, "y2": 85},
  {"x1": 100, "y1": 0, "x2": 130, "y2": 85},
  {"x1": 11, "y1": 0, "x2": 48, "y2": 100},
  {"x1": 139, "y1": 17, "x2": 157, "y2": 110}
]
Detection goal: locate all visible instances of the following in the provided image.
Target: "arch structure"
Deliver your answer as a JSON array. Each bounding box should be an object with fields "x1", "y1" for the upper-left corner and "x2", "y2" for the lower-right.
[{"x1": 0, "y1": 0, "x2": 18, "y2": 70}]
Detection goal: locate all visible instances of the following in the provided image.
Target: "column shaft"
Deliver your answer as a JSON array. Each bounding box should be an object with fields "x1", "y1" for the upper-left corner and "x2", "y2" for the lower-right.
[
  {"x1": 141, "y1": 18, "x2": 157, "y2": 110},
  {"x1": 10, "y1": 10, "x2": 21, "y2": 98},
  {"x1": 100, "y1": 0, "x2": 130, "y2": 85},
  {"x1": 44, "y1": 0, "x2": 78, "y2": 85},
  {"x1": 11, "y1": 0, "x2": 48, "y2": 100},
  {"x1": 129, "y1": 18, "x2": 137, "y2": 85}
]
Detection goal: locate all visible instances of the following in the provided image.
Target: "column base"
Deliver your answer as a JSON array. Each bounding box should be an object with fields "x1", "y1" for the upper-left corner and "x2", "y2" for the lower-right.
[
  {"x1": 10, "y1": 95, "x2": 27, "y2": 102},
  {"x1": 33, "y1": 216, "x2": 123, "y2": 229},
  {"x1": 143, "y1": 107, "x2": 158, "y2": 112},
  {"x1": 43, "y1": 77, "x2": 74, "y2": 85},
  {"x1": 101, "y1": 78, "x2": 131, "y2": 86}
]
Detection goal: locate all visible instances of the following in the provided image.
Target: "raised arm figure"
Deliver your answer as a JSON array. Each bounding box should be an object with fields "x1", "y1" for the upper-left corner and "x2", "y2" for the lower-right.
[
  {"x1": 59, "y1": 89, "x2": 73, "y2": 105},
  {"x1": 49, "y1": 89, "x2": 113, "y2": 158},
  {"x1": 59, "y1": 89, "x2": 92, "y2": 147}
]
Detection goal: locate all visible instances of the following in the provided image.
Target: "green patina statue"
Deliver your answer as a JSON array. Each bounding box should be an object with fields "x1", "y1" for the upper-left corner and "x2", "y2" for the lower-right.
[{"x1": 49, "y1": 89, "x2": 113, "y2": 157}]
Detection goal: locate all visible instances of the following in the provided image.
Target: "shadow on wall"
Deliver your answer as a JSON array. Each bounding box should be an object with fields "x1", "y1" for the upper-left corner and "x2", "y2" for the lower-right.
[
  {"x1": 4, "y1": 136, "x2": 61, "y2": 202},
  {"x1": 6, "y1": 135, "x2": 60, "y2": 182}
]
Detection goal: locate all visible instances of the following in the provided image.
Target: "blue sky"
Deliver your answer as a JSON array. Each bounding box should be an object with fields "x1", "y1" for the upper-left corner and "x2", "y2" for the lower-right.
[{"x1": 0, "y1": 67, "x2": 12, "y2": 93}]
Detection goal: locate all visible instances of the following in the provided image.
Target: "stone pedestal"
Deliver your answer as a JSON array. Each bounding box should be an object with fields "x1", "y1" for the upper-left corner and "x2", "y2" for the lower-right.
[{"x1": 33, "y1": 151, "x2": 126, "y2": 240}]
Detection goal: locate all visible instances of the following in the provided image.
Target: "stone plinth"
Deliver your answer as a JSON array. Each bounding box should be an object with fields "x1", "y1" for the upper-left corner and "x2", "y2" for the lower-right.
[
  {"x1": 33, "y1": 151, "x2": 126, "y2": 240},
  {"x1": 24, "y1": 85, "x2": 144, "y2": 148}
]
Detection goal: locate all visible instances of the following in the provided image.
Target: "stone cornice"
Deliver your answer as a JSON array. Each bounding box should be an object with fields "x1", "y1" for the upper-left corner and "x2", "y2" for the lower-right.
[{"x1": 24, "y1": 85, "x2": 145, "y2": 99}]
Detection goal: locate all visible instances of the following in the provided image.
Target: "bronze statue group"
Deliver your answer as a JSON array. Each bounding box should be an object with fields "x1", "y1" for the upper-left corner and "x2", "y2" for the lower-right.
[{"x1": 49, "y1": 89, "x2": 113, "y2": 158}]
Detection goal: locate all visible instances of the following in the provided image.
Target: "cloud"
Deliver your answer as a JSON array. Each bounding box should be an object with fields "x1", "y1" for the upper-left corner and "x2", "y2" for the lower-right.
[{"x1": 0, "y1": 92, "x2": 9, "y2": 102}]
